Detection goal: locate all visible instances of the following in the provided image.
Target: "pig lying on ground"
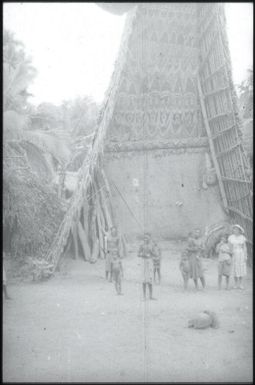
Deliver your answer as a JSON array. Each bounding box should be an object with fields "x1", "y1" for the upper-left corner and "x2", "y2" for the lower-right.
[{"x1": 188, "y1": 310, "x2": 219, "y2": 329}]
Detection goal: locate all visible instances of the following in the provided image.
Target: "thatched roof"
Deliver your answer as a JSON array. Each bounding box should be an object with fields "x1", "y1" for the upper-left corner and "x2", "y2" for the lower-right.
[{"x1": 3, "y1": 144, "x2": 65, "y2": 259}]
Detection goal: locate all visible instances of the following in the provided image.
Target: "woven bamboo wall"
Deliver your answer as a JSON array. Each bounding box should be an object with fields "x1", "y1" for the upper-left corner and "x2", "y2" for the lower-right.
[{"x1": 198, "y1": 3, "x2": 253, "y2": 260}]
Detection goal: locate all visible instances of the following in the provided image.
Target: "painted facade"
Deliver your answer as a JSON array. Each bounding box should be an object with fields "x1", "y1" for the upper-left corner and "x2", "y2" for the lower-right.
[{"x1": 103, "y1": 4, "x2": 227, "y2": 238}]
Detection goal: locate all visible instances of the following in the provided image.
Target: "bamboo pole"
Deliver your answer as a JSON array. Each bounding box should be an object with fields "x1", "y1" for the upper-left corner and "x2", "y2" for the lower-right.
[
  {"x1": 94, "y1": 189, "x2": 105, "y2": 259},
  {"x1": 197, "y1": 77, "x2": 229, "y2": 212},
  {"x1": 96, "y1": 214, "x2": 105, "y2": 259},
  {"x1": 121, "y1": 235, "x2": 127, "y2": 258},
  {"x1": 83, "y1": 203, "x2": 88, "y2": 233},
  {"x1": 91, "y1": 238, "x2": 100, "y2": 262},
  {"x1": 78, "y1": 221, "x2": 91, "y2": 261},
  {"x1": 72, "y1": 224, "x2": 79, "y2": 260},
  {"x1": 100, "y1": 168, "x2": 115, "y2": 222},
  {"x1": 217, "y1": 25, "x2": 250, "y2": 216},
  {"x1": 89, "y1": 191, "x2": 100, "y2": 262},
  {"x1": 97, "y1": 182, "x2": 113, "y2": 230}
]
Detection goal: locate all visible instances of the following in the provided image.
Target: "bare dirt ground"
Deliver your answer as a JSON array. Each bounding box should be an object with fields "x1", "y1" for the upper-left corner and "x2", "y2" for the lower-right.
[{"x1": 3, "y1": 241, "x2": 253, "y2": 383}]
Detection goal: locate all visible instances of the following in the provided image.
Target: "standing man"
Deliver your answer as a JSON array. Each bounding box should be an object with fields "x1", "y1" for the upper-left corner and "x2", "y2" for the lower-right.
[
  {"x1": 138, "y1": 233, "x2": 156, "y2": 300},
  {"x1": 153, "y1": 242, "x2": 162, "y2": 284},
  {"x1": 105, "y1": 226, "x2": 121, "y2": 282}
]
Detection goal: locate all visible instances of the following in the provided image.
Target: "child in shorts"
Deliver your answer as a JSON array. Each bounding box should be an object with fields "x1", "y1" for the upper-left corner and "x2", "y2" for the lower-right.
[{"x1": 111, "y1": 249, "x2": 123, "y2": 295}]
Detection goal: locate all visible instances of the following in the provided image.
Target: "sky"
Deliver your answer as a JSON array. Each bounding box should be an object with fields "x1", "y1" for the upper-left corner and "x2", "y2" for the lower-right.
[{"x1": 3, "y1": 2, "x2": 253, "y2": 106}]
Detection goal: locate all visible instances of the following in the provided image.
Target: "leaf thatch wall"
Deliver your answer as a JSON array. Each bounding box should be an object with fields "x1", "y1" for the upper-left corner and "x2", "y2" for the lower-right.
[{"x1": 3, "y1": 148, "x2": 65, "y2": 261}]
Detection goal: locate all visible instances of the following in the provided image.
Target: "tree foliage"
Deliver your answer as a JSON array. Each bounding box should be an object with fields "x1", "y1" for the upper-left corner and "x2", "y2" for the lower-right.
[
  {"x1": 3, "y1": 147, "x2": 65, "y2": 260},
  {"x1": 238, "y1": 68, "x2": 253, "y2": 120},
  {"x1": 237, "y1": 68, "x2": 253, "y2": 163},
  {"x1": 3, "y1": 29, "x2": 66, "y2": 265},
  {"x1": 3, "y1": 28, "x2": 99, "y2": 275}
]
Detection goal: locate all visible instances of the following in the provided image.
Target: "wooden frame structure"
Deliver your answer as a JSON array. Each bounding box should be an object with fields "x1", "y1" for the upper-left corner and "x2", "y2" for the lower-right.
[
  {"x1": 198, "y1": 4, "x2": 253, "y2": 259},
  {"x1": 41, "y1": 4, "x2": 252, "y2": 278}
]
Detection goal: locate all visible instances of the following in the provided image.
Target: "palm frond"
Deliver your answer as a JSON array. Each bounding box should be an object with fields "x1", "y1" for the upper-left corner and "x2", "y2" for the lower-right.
[{"x1": 21, "y1": 130, "x2": 71, "y2": 165}]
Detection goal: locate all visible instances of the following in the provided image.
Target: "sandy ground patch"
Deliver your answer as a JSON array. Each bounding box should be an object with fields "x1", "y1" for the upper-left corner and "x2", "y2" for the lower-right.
[{"x1": 3, "y1": 242, "x2": 253, "y2": 382}]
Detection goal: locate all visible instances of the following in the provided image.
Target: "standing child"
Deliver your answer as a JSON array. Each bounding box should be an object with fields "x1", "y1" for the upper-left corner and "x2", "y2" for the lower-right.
[
  {"x1": 228, "y1": 224, "x2": 247, "y2": 289},
  {"x1": 216, "y1": 234, "x2": 232, "y2": 289},
  {"x1": 104, "y1": 226, "x2": 121, "y2": 282},
  {"x1": 179, "y1": 250, "x2": 190, "y2": 290},
  {"x1": 153, "y1": 242, "x2": 161, "y2": 284},
  {"x1": 105, "y1": 251, "x2": 112, "y2": 281},
  {"x1": 111, "y1": 249, "x2": 123, "y2": 295},
  {"x1": 138, "y1": 233, "x2": 156, "y2": 300},
  {"x1": 187, "y1": 229, "x2": 206, "y2": 290}
]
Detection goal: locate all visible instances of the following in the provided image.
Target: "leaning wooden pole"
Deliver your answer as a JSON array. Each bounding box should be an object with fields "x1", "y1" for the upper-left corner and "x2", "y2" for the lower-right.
[
  {"x1": 71, "y1": 224, "x2": 79, "y2": 260},
  {"x1": 197, "y1": 77, "x2": 229, "y2": 212},
  {"x1": 42, "y1": 8, "x2": 137, "y2": 275},
  {"x1": 78, "y1": 221, "x2": 90, "y2": 261}
]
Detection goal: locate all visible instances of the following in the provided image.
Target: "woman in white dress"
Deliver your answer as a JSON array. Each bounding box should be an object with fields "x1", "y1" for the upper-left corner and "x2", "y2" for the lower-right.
[{"x1": 228, "y1": 224, "x2": 247, "y2": 289}]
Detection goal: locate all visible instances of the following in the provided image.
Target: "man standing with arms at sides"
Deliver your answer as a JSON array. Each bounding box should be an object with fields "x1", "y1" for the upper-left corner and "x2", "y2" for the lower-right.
[
  {"x1": 104, "y1": 226, "x2": 121, "y2": 282},
  {"x1": 138, "y1": 233, "x2": 156, "y2": 300},
  {"x1": 153, "y1": 242, "x2": 162, "y2": 284}
]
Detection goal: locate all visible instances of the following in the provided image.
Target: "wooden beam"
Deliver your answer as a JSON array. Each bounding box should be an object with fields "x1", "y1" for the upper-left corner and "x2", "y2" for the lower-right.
[
  {"x1": 208, "y1": 111, "x2": 232, "y2": 122},
  {"x1": 197, "y1": 77, "x2": 229, "y2": 212},
  {"x1": 211, "y1": 124, "x2": 236, "y2": 138},
  {"x1": 221, "y1": 176, "x2": 251, "y2": 184},
  {"x1": 228, "y1": 206, "x2": 253, "y2": 223},
  {"x1": 216, "y1": 143, "x2": 241, "y2": 158},
  {"x1": 204, "y1": 86, "x2": 230, "y2": 98},
  {"x1": 200, "y1": 64, "x2": 225, "y2": 84},
  {"x1": 78, "y1": 221, "x2": 91, "y2": 261},
  {"x1": 96, "y1": 215, "x2": 105, "y2": 259},
  {"x1": 94, "y1": 191, "x2": 105, "y2": 259},
  {"x1": 72, "y1": 225, "x2": 79, "y2": 260},
  {"x1": 91, "y1": 238, "x2": 100, "y2": 262}
]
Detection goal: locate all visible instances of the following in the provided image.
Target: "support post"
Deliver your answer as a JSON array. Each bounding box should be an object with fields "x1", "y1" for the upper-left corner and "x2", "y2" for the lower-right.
[
  {"x1": 78, "y1": 221, "x2": 91, "y2": 261},
  {"x1": 72, "y1": 225, "x2": 79, "y2": 260},
  {"x1": 197, "y1": 77, "x2": 229, "y2": 212}
]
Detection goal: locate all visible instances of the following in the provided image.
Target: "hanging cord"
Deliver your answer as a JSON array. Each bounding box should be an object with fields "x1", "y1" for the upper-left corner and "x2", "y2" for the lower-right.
[{"x1": 110, "y1": 178, "x2": 144, "y2": 231}]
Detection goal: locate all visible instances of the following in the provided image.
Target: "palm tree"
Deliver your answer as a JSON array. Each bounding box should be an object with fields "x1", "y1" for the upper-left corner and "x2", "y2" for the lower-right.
[
  {"x1": 3, "y1": 29, "x2": 71, "y2": 183},
  {"x1": 3, "y1": 29, "x2": 68, "y2": 262},
  {"x1": 238, "y1": 68, "x2": 253, "y2": 168}
]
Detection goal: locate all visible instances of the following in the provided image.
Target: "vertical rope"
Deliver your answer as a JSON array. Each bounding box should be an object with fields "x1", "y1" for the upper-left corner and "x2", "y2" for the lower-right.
[{"x1": 139, "y1": 5, "x2": 148, "y2": 381}]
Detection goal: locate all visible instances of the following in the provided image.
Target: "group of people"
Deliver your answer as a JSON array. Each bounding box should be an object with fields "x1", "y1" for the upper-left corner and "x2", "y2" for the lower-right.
[
  {"x1": 180, "y1": 224, "x2": 248, "y2": 291},
  {"x1": 104, "y1": 223, "x2": 248, "y2": 298},
  {"x1": 104, "y1": 228, "x2": 161, "y2": 299},
  {"x1": 3, "y1": 224, "x2": 249, "y2": 301}
]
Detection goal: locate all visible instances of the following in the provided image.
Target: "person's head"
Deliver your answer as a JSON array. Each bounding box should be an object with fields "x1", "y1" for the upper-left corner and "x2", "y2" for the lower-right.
[
  {"x1": 111, "y1": 226, "x2": 117, "y2": 236},
  {"x1": 232, "y1": 224, "x2": 244, "y2": 236},
  {"x1": 193, "y1": 228, "x2": 201, "y2": 239},
  {"x1": 144, "y1": 232, "x2": 151, "y2": 244}
]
